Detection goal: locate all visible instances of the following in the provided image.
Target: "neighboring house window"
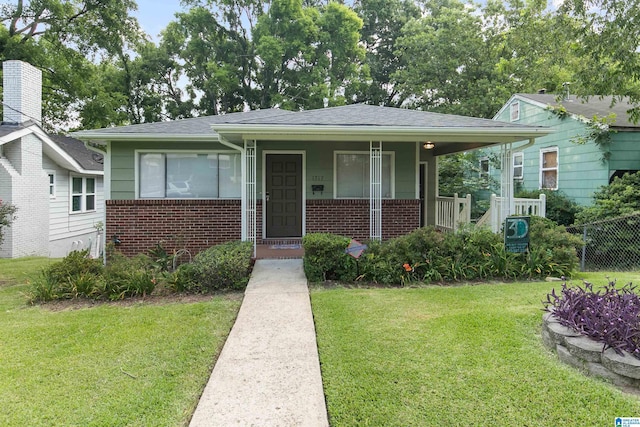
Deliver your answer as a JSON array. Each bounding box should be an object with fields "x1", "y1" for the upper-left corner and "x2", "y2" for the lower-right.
[
  {"x1": 479, "y1": 157, "x2": 490, "y2": 183},
  {"x1": 71, "y1": 176, "x2": 96, "y2": 213},
  {"x1": 513, "y1": 152, "x2": 524, "y2": 180},
  {"x1": 540, "y1": 147, "x2": 558, "y2": 190},
  {"x1": 138, "y1": 152, "x2": 241, "y2": 199},
  {"x1": 48, "y1": 172, "x2": 56, "y2": 198},
  {"x1": 510, "y1": 101, "x2": 520, "y2": 121},
  {"x1": 334, "y1": 152, "x2": 394, "y2": 198}
]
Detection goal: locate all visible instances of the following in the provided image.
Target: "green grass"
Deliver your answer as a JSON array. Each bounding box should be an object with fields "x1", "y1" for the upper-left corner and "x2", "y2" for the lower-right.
[
  {"x1": 0, "y1": 257, "x2": 59, "y2": 283},
  {"x1": 311, "y1": 272, "x2": 640, "y2": 427},
  {"x1": 0, "y1": 258, "x2": 241, "y2": 427}
]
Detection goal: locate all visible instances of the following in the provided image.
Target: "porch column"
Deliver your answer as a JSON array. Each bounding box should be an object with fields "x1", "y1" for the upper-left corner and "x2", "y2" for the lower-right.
[
  {"x1": 370, "y1": 141, "x2": 382, "y2": 241},
  {"x1": 243, "y1": 140, "x2": 257, "y2": 253},
  {"x1": 500, "y1": 143, "x2": 514, "y2": 223}
]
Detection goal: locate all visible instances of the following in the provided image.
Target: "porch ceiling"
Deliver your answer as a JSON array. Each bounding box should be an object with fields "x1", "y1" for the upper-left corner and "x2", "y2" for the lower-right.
[{"x1": 212, "y1": 124, "x2": 551, "y2": 155}]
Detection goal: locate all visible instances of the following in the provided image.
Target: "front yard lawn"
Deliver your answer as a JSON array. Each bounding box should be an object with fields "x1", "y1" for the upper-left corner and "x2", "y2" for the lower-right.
[
  {"x1": 312, "y1": 272, "x2": 640, "y2": 426},
  {"x1": 0, "y1": 258, "x2": 241, "y2": 427}
]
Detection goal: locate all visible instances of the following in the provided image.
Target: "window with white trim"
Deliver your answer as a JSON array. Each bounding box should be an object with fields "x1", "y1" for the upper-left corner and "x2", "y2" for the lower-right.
[
  {"x1": 71, "y1": 176, "x2": 96, "y2": 213},
  {"x1": 335, "y1": 152, "x2": 394, "y2": 198},
  {"x1": 138, "y1": 152, "x2": 241, "y2": 199},
  {"x1": 540, "y1": 147, "x2": 558, "y2": 190},
  {"x1": 510, "y1": 101, "x2": 520, "y2": 121},
  {"x1": 479, "y1": 157, "x2": 490, "y2": 182},
  {"x1": 513, "y1": 152, "x2": 524, "y2": 180},
  {"x1": 48, "y1": 172, "x2": 56, "y2": 198}
]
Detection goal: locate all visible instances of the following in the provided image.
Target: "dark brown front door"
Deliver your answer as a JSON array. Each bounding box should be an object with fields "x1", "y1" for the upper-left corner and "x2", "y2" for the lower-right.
[{"x1": 266, "y1": 154, "x2": 303, "y2": 238}]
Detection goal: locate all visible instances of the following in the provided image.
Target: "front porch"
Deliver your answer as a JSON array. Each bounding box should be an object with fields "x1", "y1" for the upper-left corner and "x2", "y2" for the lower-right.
[
  {"x1": 255, "y1": 239, "x2": 304, "y2": 259},
  {"x1": 435, "y1": 193, "x2": 547, "y2": 232}
]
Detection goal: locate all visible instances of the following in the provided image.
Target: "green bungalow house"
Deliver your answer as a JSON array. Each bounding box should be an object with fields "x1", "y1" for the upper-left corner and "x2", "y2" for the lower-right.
[
  {"x1": 71, "y1": 104, "x2": 549, "y2": 256},
  {"x1": 490, "y1": 93, "x2": 640, "y2": 206}
]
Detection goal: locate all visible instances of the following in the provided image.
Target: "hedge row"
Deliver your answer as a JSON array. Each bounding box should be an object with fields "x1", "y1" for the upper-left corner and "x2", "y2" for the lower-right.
[
  {"x1": 29, "y1": 241, "x2": 254, "y2": 302},
  {"x1": 303, "y1": 217, "x2": 583, "y2": 284}
]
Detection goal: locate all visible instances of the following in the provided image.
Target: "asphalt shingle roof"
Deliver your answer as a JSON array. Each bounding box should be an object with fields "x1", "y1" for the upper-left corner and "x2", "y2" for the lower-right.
[
  {"x1": 73, "y1": 104, "x2": 542, "y2": 139},
  {"x1": 221, "y1": 104, "x2": 530, "y2": 128},
  {"x1": 72, "y1": 109, "x2": 294, "y2": 135},
  {"x1": 49, "y1": 135, "x2": 103, "y2": 171},
  {"x1": 518, "y1": 94, "x2": 640, "y2": 128},
  {"x1": 0, "y1": 122, "x2": 103, "y2": 171}
]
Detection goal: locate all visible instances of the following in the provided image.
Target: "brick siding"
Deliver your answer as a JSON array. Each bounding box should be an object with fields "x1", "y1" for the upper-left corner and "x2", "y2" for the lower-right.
[
  {"x1": 107, "y1": 198, "x2": 420, "y2": 257},
  {"x1": 106, "y1": 199, "x2": 244, "y2": 256},
  {"x1": 306, "y1": 199, "x2": 420, "y2": 241}
]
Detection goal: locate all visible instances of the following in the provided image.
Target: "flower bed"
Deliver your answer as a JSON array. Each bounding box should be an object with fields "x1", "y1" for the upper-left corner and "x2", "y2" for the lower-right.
[{"x1": 541, "y1": 311, "x2": 640, "y2": 388}]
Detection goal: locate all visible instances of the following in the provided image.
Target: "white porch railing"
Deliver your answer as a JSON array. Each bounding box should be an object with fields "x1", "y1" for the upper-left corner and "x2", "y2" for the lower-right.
[
  {"x1": 435, "y1": 193, "x2": 471, "y2": 232},
  {"x1": 476, "y1": 194, "x2": 546, "y2": 233}
]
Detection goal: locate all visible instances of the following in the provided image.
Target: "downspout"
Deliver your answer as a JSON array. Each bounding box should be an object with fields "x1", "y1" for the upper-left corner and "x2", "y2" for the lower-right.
[
  {"x1": 216, "y1": 136, "x2": 248, "y2": 247},
  {"x1": 512, "y1": 137, "x2": 536, "y2": 152}
]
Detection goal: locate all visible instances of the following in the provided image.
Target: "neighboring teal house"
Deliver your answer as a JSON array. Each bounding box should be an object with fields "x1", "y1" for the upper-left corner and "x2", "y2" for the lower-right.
[
  {"x1": 489, "y1": 93, "x2": 640, "y2": 206},
  {"x1": 71, "y1": 104, "x2": 549, "y2": 257}
]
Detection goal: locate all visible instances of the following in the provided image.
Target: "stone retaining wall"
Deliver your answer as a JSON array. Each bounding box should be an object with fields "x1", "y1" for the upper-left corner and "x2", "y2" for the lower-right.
[{"x1": 541, "y1": 312, "x2": 640, "y2": 388}]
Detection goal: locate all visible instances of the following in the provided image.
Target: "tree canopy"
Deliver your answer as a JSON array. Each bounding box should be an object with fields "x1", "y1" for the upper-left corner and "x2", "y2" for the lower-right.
[{"x1": 0, "y1": 0, "x2": 637, "y2": 130}]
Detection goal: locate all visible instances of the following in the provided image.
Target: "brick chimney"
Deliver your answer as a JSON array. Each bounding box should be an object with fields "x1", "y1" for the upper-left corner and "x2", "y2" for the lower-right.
[{"x1": 2, "y1": 60, "x2": 42, "y2": 126}]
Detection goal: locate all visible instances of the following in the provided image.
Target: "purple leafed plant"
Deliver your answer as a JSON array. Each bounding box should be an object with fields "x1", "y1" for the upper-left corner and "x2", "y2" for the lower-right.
[{"x1": 544, "y1": 280, "x2": 640, "y2": 359}]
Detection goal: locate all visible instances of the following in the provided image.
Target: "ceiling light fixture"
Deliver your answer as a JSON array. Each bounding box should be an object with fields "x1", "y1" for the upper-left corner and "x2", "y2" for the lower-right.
[{"x1": 423, "y1": 141, "x2": 435, "y2": 150}]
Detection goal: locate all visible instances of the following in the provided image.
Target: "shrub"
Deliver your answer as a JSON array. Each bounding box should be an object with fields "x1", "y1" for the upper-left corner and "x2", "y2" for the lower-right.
[
  {"x1": 515, "y1": 189, "x2": 580, "y2": 226},
  {"x1": 527, "y1": 216, "x2": 582, "y2": 277},
  {"x1": 570, "y1": 172, "x2": 640, "y2": 269},
  {"x1": 28, "y1": 250, "x2": 104, "y2": 302},
  {"x1": 47, "y1": 250, "x2": 104, "y2": 282},
  {"x1": 29, "y1": 269, "x2": 59, "y2": 302},
  {"x1": 166, "y1": 262, "x2": 199, "y2": 293},
  {"x1": 0, "y1": 199, "x2": 17, "y2": 246},
  {"x1": 306, "y1": 219, "x2": 581, "y2": 285},
  {"x1": 365, "y1": 227, "x2": 445, "y2": 284},
  {"x1": 302, "y1": 233, "x2": 354, "y2": 282},
  {"x1": 192, "y1": 241, "x2": 253, "y2": 291},
  {"x1": 358, "y1": 240, "x2": 405, "y2": 284},
  {"x1": 447, "y1": 225, "x2": 518, "y2": 280},
  {"x1": 103, "y1": 253, "x2": 157, "y2": 300},
  {"x1": 545, "y1": 280, "x2": 640, "y2": 359},
  {"x1": 575, "y1": 171, "x2": 640, "y2": 224}
]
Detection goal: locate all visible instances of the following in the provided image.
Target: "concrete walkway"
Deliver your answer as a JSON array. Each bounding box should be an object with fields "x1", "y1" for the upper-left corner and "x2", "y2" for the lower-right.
[{"x1": 189, "y1": 259, "x2": 329, "y2": 427}]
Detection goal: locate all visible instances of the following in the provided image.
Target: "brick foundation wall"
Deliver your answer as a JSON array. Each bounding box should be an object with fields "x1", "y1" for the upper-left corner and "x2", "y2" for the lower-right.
[
  {"x1": 306, "y1": 199, "x2": 420, "y2": 240},
  {"x1": 107, "y1": 198, "x2": 420, "y2": 257},
  {"x1": 106, "y1": 200, "x2": 244, "y2": 256}
]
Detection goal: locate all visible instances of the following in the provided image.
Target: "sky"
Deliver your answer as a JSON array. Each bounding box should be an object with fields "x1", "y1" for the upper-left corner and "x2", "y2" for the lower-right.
[{"x1": 134, "y1": 0, "x2": 185, "y2": 41}]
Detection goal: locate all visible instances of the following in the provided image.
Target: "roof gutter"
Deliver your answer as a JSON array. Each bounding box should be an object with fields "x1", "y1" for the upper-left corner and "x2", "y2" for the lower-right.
[
  {"x1": 213, "y1": 125, "x2": 554, "y2": 146},
  {"x1": 211, "y1": 124, "x2": 552, "y2": 138},
  {"x1": 70, "y1": 132, "x2": 219, "y2": 142},
  {"x1": 216, "y1": 136, "x2": 244, "y2": 152}
]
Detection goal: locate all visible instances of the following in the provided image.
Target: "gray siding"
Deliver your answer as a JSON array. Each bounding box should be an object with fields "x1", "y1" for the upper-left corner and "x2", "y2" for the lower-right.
[{"x1": 44, "y1": 155, "x2": 104, "y2": 256}]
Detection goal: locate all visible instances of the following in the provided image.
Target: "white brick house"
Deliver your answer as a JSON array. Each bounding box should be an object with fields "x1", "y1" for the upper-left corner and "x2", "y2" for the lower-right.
[{"x1": 0, "y1": 60, "x2": 104, "y2": 258}]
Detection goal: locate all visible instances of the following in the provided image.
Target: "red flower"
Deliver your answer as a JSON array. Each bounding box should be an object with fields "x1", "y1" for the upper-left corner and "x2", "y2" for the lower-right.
[{"x1": 403, "y1": 263, "x2": 412, "y2": 272}]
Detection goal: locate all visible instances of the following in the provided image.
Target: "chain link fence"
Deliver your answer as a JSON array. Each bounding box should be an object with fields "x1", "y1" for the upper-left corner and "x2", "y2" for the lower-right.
[{"x1": 566, "y1": 213, "x2": 640, "y2": 271}]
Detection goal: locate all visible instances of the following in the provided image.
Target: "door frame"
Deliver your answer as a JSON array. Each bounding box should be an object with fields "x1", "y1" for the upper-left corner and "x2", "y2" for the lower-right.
[
  {"x1": 262, "y1": 150, "x2": 306, "y2": 239},
  {"x1": 419, "y1": 161, "x2": 428, "y2": 228}
]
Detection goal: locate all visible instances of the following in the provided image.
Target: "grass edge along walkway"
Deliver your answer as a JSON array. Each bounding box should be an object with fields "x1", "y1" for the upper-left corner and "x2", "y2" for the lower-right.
[
  {"x1": 311, "y1": 273, "x2": 640, "y2": 427},
  {"x1": 0, "y1": 258, "x2": 242, "y2": 427}
]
